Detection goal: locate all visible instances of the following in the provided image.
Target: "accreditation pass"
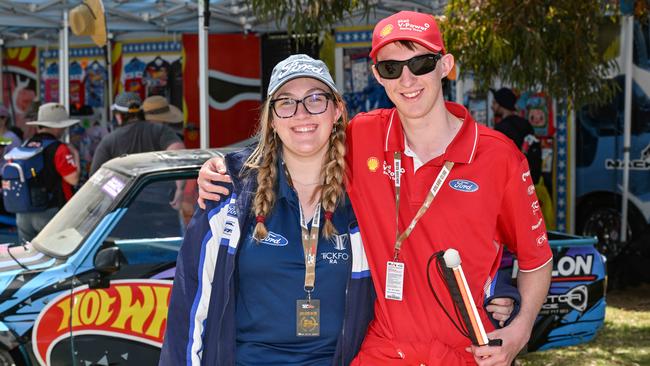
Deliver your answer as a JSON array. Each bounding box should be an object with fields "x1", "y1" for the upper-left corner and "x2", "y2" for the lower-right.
[{"x1": 385, "y1": 261, "x2": 405, "y2": 301}]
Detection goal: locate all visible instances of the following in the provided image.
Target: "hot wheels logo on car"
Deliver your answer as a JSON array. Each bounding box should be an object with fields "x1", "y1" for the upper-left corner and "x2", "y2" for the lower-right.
[{"x1": 32, "y1": 280, "x2": 172, "y2": 366}]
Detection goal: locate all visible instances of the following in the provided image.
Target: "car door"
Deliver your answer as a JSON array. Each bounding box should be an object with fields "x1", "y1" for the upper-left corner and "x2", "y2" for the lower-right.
[{"x1": 65, "y1": 173, "x2": 197, "y2": 366}]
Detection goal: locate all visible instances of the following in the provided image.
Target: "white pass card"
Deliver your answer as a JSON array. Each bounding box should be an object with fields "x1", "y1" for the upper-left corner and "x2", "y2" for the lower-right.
[{"x1": 385, "y1": 261, "x2": 405, "y2": 301}]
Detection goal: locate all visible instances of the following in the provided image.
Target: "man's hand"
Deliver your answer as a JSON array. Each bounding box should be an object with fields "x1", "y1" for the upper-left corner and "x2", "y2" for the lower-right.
[
  {"x1": 469, "y1": 260, "x2": 552, "y2": 365},
  {"x1": 486, "y1": 298, "x2": 514, "y2": 327},
  {"x1": 466, "y1": 318, "x2": 531, "y2": 366},
  {"x1": 197, "y1": 156, "x2": 232, "y2": 209}
]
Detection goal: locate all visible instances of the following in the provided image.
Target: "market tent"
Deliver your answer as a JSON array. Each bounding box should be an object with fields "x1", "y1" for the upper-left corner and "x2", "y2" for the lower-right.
[
  {"x1": 0, "y1": 0, "x2": 445, "y2": 44},
  {"x1": 0, "y1": 0, "x2": 445, "y2": 147}
]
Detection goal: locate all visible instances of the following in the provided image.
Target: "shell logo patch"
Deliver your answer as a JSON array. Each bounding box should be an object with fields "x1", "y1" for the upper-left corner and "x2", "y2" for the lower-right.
[
  {"x1": 367, "y1": 157, "x2": 380, "y2": 172},
  {"x1": 33, "y1": 279, "x2": 172, "y2": 366},
  {"x1": 380, "y1": 24, "x2": 394, "y2": 38}
]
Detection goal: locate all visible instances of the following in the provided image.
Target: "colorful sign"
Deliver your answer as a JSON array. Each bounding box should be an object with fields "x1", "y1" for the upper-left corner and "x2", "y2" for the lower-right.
[
  {"x1": 3, "y1": 47, "x2": 38, "y2": 129},
  {"x1": 183, "y1": 34, "x2": 261, "y2": 148},
  {"x1": 32, "y1": 280, "x2": 172, "y2": 366}
]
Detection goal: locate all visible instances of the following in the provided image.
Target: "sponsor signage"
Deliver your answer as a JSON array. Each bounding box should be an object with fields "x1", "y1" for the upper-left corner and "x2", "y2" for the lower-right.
[
  {"x1": 540, "y1": 285, "x2": 589, "y2": 315},
  {"x1": 33, "y1": 280, "x2": 172, "y2": 366}
]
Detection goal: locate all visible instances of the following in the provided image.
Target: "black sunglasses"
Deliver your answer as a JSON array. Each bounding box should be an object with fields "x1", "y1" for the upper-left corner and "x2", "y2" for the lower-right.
[{"x1": 375, "y1": 53, "x2": 442, "y2": 80}]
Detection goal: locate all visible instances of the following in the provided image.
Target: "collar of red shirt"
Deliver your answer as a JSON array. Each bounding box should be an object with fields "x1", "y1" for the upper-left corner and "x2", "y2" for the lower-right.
[{"x1": 383, "y1": 101, "x2": 479, "y2": 165}]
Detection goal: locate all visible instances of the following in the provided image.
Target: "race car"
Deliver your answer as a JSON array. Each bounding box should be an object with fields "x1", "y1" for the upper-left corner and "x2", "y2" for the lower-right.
[{"x1": 0, "y1": 149, "x2": 605, "y2": 365}]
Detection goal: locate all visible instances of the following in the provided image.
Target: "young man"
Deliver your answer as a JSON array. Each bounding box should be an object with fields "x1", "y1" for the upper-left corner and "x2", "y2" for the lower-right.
[
  {"x1": 197, "y1": 11, "x2": 552, "y2": 366},
  {"x1": 16, "y1": 103, "x2": 80, "y2": 242}
]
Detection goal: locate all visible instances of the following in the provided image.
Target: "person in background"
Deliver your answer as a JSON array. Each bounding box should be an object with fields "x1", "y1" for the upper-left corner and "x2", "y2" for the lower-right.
[
  {"x1": 491, "y1": 87, "x2": 542, "y2": 183},
  {"x1": 143, "y1": 95, "x2": 184, "y2": 139},
  {"x1": 0, "y1": 105, "x2": 22, "y2": 169},
  {"x1": 17, "y1": 103, "x2": 80, "y2": 242},
  {"x1": 491, "y1": 87, "x2": 554, "y2": 229},
  {"x1": 90, "y1": 92, "x2": 184, "y2": 172}
]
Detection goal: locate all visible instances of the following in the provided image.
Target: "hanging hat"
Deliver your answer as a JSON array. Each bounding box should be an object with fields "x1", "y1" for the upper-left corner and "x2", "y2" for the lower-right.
[
  {"x1": 26, "y1": 103, "x2": 80, "y2": 129},
  {"x1": 70, "y1": 0, "x2": 107, "y2": 47},
  {"x1": 143, "y1": 96, "x2": 183, "y2": 123}
]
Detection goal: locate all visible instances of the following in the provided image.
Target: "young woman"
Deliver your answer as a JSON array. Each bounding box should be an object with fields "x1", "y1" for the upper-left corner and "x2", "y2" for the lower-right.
[{"x1": 160, "y1": 55, "x2": 375, "y2": 366}]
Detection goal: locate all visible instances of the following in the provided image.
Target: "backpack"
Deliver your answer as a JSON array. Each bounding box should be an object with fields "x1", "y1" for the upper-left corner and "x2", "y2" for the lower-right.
[{"x1": 2, "y1": 139, "x2": 58, "y2": 213}]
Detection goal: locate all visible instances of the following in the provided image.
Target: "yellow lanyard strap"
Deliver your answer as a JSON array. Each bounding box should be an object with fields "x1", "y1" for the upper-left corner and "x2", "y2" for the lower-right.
[
  {"x1": 300, "y1": 202, "x2": 322, "y2": 296},
  {"x1": 393, "y1": 152, "x2": 454, "y2": 260}
]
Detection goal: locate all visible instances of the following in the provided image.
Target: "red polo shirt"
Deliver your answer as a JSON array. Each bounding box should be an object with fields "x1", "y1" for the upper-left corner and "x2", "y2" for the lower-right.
[{"x1": 346, "y1": 102, "x2": 552, "y2": 365}]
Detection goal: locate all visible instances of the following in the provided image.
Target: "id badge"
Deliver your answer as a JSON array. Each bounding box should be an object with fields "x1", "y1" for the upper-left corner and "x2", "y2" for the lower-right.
[
  {"x1": 296, "y1": 299, "x2": 320, "y2": 337},
  {"x1": 385, "y1": 261, "x2": 405, "y2": 301}
]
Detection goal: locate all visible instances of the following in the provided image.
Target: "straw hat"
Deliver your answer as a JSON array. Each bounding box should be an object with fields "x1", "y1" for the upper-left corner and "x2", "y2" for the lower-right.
[
  {"x1": 26, "y1": 103, "x2": 80, "y2": 129},
  {"x1": 143, "y1": 96, "x2": 183, "y2": 124},
  {"x1": 70, "y1": 0, "x2": 107, "y2": 47}
]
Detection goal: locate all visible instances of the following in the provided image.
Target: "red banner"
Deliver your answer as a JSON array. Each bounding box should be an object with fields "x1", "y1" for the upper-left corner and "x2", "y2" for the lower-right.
[{"x1": 183, "y1": 34, "x2": 261, "y2": 148}]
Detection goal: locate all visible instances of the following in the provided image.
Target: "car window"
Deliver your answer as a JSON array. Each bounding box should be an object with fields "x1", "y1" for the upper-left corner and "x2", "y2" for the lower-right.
[
  {"x1": 108, "y1": 177, "x2": 198, "y2": 265},
  {"x1": 32, "y1": 169, "x2": 132, "y2": 257}
]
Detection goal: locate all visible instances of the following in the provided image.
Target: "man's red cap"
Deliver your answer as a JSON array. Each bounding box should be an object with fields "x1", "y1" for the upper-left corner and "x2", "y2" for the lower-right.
[{"x1": 370, "y1": 11, "x2": 446, "y2": 60}]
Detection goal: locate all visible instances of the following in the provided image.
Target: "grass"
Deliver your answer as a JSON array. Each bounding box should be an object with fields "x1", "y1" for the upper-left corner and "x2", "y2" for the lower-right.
[{"x1": 518, "y1": 284, "x2": 650, "y2": 366}]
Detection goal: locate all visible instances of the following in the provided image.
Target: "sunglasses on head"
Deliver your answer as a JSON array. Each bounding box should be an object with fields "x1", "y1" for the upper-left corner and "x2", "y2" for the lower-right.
[{"x1": 375, "y1": 53, "x2": 442, "y2": 80}]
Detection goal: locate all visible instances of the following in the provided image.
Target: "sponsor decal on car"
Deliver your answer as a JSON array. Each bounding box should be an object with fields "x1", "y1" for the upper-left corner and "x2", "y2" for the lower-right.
[
  {"x1": 540, "y1": 285, "x2": 589, "y2": 315},
  {"x1": 33, "y1": 279, "x2": 172, "y2": 366}
]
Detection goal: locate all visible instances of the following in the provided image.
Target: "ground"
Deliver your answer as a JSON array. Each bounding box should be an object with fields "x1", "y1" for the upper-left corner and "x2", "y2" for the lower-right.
[{"x1": 519, "y1": 283, "x2": 650, "y2": 366}]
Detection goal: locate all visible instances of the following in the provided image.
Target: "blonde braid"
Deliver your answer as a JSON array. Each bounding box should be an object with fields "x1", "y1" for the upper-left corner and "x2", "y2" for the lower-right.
[
  {"x1": 320, "y1": 96, "x2": 349, "y2": 239},
  {"x1": 244, "y1": 100, "x2": 280, "y2": 242}
]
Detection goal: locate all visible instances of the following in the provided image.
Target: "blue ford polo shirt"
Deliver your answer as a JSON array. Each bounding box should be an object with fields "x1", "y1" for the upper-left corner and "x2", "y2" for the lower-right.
[{"x1": 235, "y1": 161, "x2": 353, "y2": 365}]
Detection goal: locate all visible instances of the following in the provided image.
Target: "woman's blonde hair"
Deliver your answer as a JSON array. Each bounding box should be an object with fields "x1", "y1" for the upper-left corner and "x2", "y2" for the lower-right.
[{"x1": 244, "y1": 89, "x2": 348, "y2": 241}]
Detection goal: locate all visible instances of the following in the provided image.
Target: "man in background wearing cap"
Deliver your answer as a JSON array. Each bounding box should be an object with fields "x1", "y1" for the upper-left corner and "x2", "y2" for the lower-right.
[
  {"x1": 196, "y1": 10, "x2": 552, "y2": 366},
  {"x1": 491, "y1": 87, "x2": 542, "y2": 184},
  {"x1": 16, "y1": 103, "x2": 80, "y2": 242},
  {"x1": 90, "y1": 92, "x2": 184, "y2": 175}
]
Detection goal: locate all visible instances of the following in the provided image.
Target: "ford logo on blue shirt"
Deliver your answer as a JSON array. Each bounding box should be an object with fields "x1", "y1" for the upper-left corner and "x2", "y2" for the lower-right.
[
  {"x1": 261, "y1": 231, "x2": 289, "y2": 246},
  {"x1": 449, "y1": 179, "x2": 479, "y2": 192}
]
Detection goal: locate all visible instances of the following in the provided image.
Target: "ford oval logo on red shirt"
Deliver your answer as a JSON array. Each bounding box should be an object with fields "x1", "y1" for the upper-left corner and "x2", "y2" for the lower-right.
[{"x1": 449, "y1": 179, "x2": 479, "y2": 193}]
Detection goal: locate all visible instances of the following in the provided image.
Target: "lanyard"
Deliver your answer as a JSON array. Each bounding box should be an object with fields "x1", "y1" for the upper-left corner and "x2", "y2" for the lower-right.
[
  {"x1": 300, "y1": 202, "x2": 322, "y2": 300},
  {"x1": 393, "y1": 151, "x2": 454, "y2": 261}
]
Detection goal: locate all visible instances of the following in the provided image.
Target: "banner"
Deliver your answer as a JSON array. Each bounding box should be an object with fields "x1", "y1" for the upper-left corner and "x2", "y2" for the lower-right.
[
  {"x1": 2, "y1": 47, "x2": 38, "y2": 130},
  {"x1": 183, "y1": 34, "x2": 261, "y2": 148}
]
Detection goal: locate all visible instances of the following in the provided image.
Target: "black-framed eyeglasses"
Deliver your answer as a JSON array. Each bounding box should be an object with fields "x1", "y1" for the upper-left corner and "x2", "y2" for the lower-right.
[
  {"x1": 375, "y1": 53, "x2": 442, "y2": 80},
  {"x1": 270, "y1": 92, "x2": 333, "y2": 119}
]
